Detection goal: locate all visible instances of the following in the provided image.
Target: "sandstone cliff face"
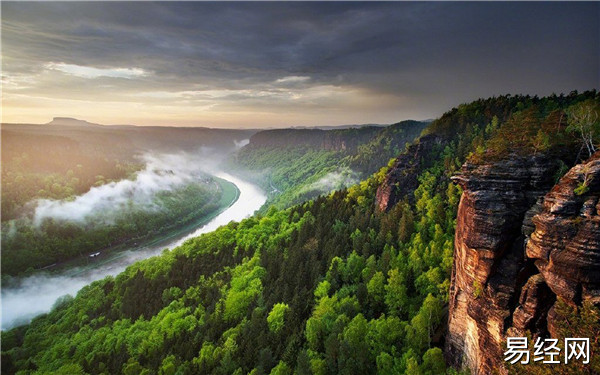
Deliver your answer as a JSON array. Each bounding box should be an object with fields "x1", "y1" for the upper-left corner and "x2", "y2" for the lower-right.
[
  {"x1": 445, "y1": 154, "x2": 566, "y2": 374},
  {"x1": 447, "y1": 152, "x2": 600, "y2": 374},
  {"x1": 375, "y1": 134, "x2": 442, "y2": 211},
  {"x1": 525, "y1": 154, "x2": 600, "y2": 340}
]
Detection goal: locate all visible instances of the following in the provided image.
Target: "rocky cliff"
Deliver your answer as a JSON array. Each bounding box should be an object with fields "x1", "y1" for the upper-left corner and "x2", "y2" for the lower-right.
[
  {"x1": 375, "y1": 134, "x2": 442, "y2": 211},
  {"x1": 445, "y1": 152, "x2": 600, "y2": 374},
  {"x1": 525, "y1": 153, "x2": 600, "y2": 336}
]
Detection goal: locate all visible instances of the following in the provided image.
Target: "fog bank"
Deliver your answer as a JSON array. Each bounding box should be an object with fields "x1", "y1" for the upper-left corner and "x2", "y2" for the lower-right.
[{"x1": 33, "y1": 152, "x2": 214, "y2": 225}]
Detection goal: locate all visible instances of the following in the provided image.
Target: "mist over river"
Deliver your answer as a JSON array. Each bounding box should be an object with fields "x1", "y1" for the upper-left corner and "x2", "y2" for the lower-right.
[{"x1": 1, "y1": 172, "x2": 266, "y2": 330}]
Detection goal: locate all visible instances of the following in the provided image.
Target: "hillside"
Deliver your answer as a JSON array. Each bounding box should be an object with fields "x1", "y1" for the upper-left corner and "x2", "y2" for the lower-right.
[
  {"x1": 229, "y1": 120, "x2": 429, "y2": 211},
  {"x1": 0, "y1": 123, "x2": 258, "y2": 277},
  {"x1": 2, "y1": 91, "x2": 599, "y2": 375}
]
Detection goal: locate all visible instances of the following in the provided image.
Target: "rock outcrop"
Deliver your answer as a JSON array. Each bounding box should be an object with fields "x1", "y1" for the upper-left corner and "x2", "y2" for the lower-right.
[
  {"x1": 447, "y1": 152, "x2": 600, "y2": 374},
  {"x1": 510, "y1": 273, "x2": 555, "y2": 336},
  {"x1": 445, "y1": 154, "x2": 567, "y2": 374},
  {"x1": 375, "y1": 134, "x2": 442, "y2": 211},
  {"x1": 526, "y1": 154, "x2": 600, "y2": 306}
]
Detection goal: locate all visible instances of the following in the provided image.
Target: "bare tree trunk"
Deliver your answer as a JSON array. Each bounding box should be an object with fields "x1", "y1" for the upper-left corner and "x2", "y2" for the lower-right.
[
  {"x1": 575, "y1": 143, "x2": 585, "y2": 164},
  {"x1": 586, "y1": 140, "x2": 592, "y2": 158}
]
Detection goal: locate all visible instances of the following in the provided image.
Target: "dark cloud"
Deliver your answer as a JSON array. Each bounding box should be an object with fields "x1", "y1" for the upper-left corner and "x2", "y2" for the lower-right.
[{"x1": 1, "y1": 2, "x2": 598, "y2": 127}]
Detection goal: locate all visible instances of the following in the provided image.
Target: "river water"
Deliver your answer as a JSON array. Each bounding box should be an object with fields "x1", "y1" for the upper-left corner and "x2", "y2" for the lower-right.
[{"x1": 1, "y1": 172, "x2": 266, "y2": 330}]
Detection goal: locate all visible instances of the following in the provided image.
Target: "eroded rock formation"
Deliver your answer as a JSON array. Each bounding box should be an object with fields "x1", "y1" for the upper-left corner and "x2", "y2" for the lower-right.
[
  {"x1": 445, "y1": 154, "x2": 562, "y2": 374},
  {"x1": 526, "y1": 155, "x2": 600, "y2": 306},
  {"x1": 447, "y1": 152, "x2": 600, "y2": 374}
]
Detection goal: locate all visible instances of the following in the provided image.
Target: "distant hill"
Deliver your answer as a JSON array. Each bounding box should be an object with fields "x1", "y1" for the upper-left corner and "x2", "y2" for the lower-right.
[
  {"x1": 290, "y1": 123, "x2": 387, "y2": 130},
  {"x1": 46, "y1": 117, "x2": 103, "y2": 127},
  {"x1": 2, "y1": 120, "x2": 258, "y2": 154}
]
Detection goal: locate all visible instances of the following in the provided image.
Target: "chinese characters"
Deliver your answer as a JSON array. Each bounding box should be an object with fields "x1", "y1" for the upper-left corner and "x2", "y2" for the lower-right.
[{"x1": 504, "y1": 337, "x2": 590, "y2": 365}]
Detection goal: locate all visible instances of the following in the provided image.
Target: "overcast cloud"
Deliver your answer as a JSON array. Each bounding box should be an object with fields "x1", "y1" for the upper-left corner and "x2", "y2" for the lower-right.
[{"x1": 1, "y1": 2, "x2": 598, "y2": 127}]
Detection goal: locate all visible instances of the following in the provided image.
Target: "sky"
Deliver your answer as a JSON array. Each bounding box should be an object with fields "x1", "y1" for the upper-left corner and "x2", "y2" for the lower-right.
[{"x1": 1, "y1": 2, "x2": 598, "y2": 128}]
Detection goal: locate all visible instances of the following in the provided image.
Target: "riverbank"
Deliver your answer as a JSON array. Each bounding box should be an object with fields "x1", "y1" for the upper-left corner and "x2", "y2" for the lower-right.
[
  {"x1": 61, "y1": 176, "x2": 240, "y2": 278},
  {"x1": 4, "y1": 177, "x2": 239, "y2": 282},
  {"x1": 1, "y1": 173, "x2": 264, "y2": 330}
]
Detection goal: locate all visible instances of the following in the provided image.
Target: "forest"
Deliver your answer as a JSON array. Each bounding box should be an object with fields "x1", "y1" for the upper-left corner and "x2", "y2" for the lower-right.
[
  {"x1": 230, "y1": 120, "x2": 428, "y2": 211},
  {"x1": 0, "y1": 124, "x2": 251, "y2": 277},
  {"x1": 1, "y1": 178, "x2": 229, "y2": 277},
  {"x1": 1, "y1": 130, "x2": 141, "y2": 221},
  {"x1": 3, "y1": 91, "x2": 599, "y2": 375}
]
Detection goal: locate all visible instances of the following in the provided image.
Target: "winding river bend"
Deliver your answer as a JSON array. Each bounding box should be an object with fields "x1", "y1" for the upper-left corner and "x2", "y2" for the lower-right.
[{"x1": 1, "y1": 172, "x2": 266, "y2": 330}]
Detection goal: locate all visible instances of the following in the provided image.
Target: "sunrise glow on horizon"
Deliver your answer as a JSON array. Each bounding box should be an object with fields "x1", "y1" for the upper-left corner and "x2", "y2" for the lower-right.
[{"x1": 2, "y1": 2, "x2": 598, "y2": 128}]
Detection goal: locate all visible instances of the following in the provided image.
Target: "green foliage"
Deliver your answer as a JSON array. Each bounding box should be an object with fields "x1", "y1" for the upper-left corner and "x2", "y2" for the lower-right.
[
  {"x1": 566, "y1": 98, "x2": 600, "y2": 159},
  {"x1": 270, "y1": 361, "x2": 292, "y2": 375},
  {"x1": 385, "y1": 268, "x2": 408, "y2": 317},
  {"x1": 574, "y1": 181, "x2": 590, "y2": 196},
  {"x1": 267, "y1": 303, "x2": 290, "y2": 333},
  {"x1": 1, "y1": 179, "x2": 229, "y2": 276},
  {"x1": 159, "y1": 355, "x2": 178, "y2": 375},
  {"x1": 229, "y1": 120, "x2": 428, "y2": 212},
  {"x1": 223, "y1": 255, "x2": 265, "y2": 322},
  {"x1": 367, "y1": 271, "x2": 385, "y2": 304},
  {"x1": 422, "y1": 347, "x2": 446, "y2": 375},
  {"x1": 465, "y1": 91, "x2": 599, "y2": 162},
  {"x1": 5, "y1": 92, "x2": 596, "y2": 375},
  {"x1": 472, "y1": 280, "x2": 483, "y2": 299},
  {"x1": 231, "y1": 146, "x2": 346, "y2": 211},
  {"x1": 532, "y1": 129, "x2": 551, "y2": 154},
  {"x1": 574, "y1": 165, "x2": 593, "y2": 196},
  {"x1": 406, "y1": 356, "x2": 423, "y2": 375}
]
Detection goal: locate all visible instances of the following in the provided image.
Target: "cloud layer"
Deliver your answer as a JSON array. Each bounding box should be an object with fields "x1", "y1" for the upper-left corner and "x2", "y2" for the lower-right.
[{"x1": 2, "y1": 2, "x2": 598, "y2": 127}]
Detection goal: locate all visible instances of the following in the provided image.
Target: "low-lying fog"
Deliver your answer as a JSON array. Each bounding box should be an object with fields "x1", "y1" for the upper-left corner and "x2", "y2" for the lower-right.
[
  {"x1": 305, "y1": 168, "x2": 360, "y2": 193},
  {"x1": 2, "y1": 156, "x2": 265, "y2": 330},
  {"x1": 32, "y1": 152, "x2": 217, "y2": 226}
]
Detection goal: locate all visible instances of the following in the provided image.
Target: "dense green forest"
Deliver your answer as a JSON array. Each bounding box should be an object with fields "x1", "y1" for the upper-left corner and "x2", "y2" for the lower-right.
[
  {"x1": 1, "y1": 178, "x2": 231, "y2": 277},
  {"x1": 2, "y1": 91, "x2": 599, "y2": 375},
  {"x1": 1, "y1": 123, "x2": 252, "y2": 277},
  {"x1": 230, "y1": 121, "x2": 428, "y2": 211}
]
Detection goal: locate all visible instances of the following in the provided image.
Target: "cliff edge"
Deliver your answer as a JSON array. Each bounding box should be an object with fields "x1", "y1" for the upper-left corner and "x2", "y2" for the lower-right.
[{"x1": 446, "y1": 152, "x2": 600, "y2": 374}]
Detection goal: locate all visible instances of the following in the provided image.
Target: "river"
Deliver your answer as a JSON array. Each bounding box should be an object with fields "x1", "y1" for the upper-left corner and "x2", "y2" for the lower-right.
[{"x1": 1, "y1": 172, "x2": 266, "y2": 330}]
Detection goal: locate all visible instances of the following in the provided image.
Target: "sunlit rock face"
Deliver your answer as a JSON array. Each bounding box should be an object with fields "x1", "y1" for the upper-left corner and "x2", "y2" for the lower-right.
[
  {"x1": 446, "y1": 154, "x2": 563, "y2": 375},
  {"x1": 526, "y1": 153, "x2": 600, "y2": 320}
]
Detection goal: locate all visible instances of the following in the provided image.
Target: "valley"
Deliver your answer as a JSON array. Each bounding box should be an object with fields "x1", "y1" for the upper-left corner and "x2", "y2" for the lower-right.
[
  {"x1": 2, "y1": 2, "x2": 598, "y2": 374},
  {"x1": 3, "y1": 91, "x2": 599, "y2": 375},
  {"x1": 1, "y1": 172, "x2": 265, "y2": 331}
]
